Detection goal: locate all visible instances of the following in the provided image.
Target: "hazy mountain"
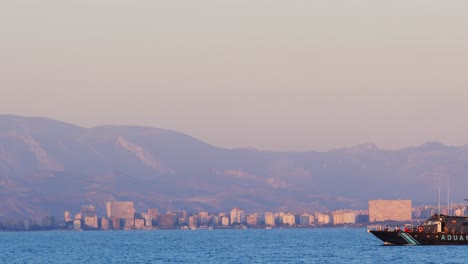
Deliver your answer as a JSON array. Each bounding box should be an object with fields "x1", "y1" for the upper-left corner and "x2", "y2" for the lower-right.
[{"x1": 0, "y1": 114, "x2": 467, "y2": 219}]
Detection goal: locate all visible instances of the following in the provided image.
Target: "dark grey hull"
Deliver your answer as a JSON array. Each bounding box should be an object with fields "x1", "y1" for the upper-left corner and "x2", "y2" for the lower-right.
[{"x1": 369, "y1": 230, "x2": 468, "y2": 245}]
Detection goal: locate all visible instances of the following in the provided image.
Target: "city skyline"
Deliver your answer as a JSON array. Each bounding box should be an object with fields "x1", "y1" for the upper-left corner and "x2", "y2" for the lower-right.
[{"x1": 3, "y1": 199, "x2": 464, "y2": 232}]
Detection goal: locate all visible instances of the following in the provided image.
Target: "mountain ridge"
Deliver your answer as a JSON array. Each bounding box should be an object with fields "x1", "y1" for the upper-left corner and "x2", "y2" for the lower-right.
[{"x1": 0, "y1": 115, "x2": 466, "y2": 219}]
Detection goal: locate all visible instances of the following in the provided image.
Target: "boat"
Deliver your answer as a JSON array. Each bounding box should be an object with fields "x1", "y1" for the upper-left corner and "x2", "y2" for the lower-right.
[{"x1": 368, "y1": 214, "x2": 468, "y2": 245}]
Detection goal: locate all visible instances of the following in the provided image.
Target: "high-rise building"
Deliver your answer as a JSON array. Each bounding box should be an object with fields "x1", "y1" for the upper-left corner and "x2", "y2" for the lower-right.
[
  {"x1": 106, "y1": 201, "x2": 135, "y2": 220},
  {"x1": 81, "y1": 205, "x2": 96, "y2": 218},
  {"x1": 141, "y1": 212, "x2": 153, "y2": 227},
  {"x1": 147, "y1": 208, "x2": 158, "y2": 225},
  {"x1": 315, "y1": 212, "x2": 331, "y2": 225},
  {"x1": 198, "y1": 211, "x2": 209, "y2": 225},
  {"x1": 84, "y1": 216, "x2": 98, "y2": 229},
  {"x1": 332, "y1": 211, "x2": 345, "y2": 225},
  {"x1": 221, "y1": 216, "x2": 230, "y2": 226},
  {"x1": 211, "y1": 215, "x2": 219, "y2": 226},
  {"x1": 369, "y1": 200, "x2": 411, "y2": 222},
  {"x1": 73, "y1": 219, "x2": 82, "y2": 230},
  {"x1": 111, "y1": 218, "x2": 121, "y2": 230},
  {"x1": 134, "y1": 219, "x2": 145, "y2": 229},
  {"x1": 199, "y1": 211, "x2": 209, "y2": 218},
  {"x1": 282, "y1": 213, "x2": 295, "y2": 225},
  {"x1": 217, "y1": 213, "x2": 227, "y2": 225},
  {"x1": 101, "y1": 218, "x2": 110, "y2": 230},
  {"x1": 64, "y1": 211, "x2": 71, "y2": 222},
  {"x1": 75, "y1": 213, "x2": 82, "y2": 220},
  {"x1": 123, "y1": 219, "x2": 135, "y2": 230},
  {"x1": 158, "y1": 213, "x2": 176, "y2": 228},
  {"x1": 264, "y1": 212, "x2": 275, "y2": 226},
  {"x1": 343, "y1": 211, "x2": 356, "y2": 224},
  {"x1": 169, "y1": 211, "x2": 188, "y2": 224},
  {"x1": 188, "y1": 215, "x2": 198, "y2": 229},
  {"x1": 299, "y1": 213, "x2": 314, "y2": 226},
  {"x1": 331, "y1": 210, "x2": 357, "y2": 225},
  {"x1": 230, "y1": 208, "x2": 245, "y2": 225},
  {"x1": 147, "y1": 208, "x2": 158, "y2": 219},
  {"x1": 81, "y1": 205, "x2": 97, "y2": 229},
  {"x1": 246, "y1": 213, "x2": 258, "y2": 226}
]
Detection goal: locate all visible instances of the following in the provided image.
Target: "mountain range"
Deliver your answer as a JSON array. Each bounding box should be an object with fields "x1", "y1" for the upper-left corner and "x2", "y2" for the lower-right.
[{"x1": 0, "y1": 114, "x2": 466, "y2": 219}]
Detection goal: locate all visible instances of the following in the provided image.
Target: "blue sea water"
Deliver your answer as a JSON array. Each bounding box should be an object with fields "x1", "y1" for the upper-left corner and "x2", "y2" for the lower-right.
[{"x1": 1, "y1": 228, "x2": 468, "y2": 263}]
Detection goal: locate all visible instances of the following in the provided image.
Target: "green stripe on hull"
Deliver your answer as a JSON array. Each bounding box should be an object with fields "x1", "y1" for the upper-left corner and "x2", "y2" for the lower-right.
[{"x1": 400, "y1": 232, "x2": 420, "y2": 245}]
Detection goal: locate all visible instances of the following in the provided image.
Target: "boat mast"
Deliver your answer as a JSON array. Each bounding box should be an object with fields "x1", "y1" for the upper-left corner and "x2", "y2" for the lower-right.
[
  {"x1": 465, "y1": 198, "x2": 468, "y2": 216},
  {"x1": 438, "y1": 176, "x2": 441, "y2": 215},
  {"x1": 447, "y1": 175, "x2": 450, "y2": 215}
]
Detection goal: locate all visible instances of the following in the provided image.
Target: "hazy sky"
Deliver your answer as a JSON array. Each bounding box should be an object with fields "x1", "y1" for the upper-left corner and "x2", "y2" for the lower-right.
[{"x1": 1, "y1": 1, "x2": 468, "y2": 151}]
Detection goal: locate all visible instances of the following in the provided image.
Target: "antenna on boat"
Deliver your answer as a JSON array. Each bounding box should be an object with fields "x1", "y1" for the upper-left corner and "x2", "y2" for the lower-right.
[
  {"x1": 447, "y1": 175, "x2": 450, "y2": 215},
  {"x1": 465, "y1": 198, "x2": 468, "y2": 216},
  {"x1": 438, "y1": 176, "x2": 441, "y2": 215}
]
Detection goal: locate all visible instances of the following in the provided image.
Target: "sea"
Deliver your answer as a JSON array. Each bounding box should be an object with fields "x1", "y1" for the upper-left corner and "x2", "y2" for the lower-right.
[{"x1": 1, "y1": 228, "x2": 468, "y2": 264}]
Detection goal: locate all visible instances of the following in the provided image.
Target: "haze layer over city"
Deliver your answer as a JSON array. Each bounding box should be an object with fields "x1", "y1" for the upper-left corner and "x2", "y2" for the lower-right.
[{"x1": 2, "y1": 1, "x2": 468, "y2": 152}]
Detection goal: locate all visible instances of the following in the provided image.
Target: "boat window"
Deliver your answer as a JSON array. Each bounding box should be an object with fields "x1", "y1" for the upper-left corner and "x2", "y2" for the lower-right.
[{"x1": 422, "y1": 221, "x2": 440, "y2": 226}]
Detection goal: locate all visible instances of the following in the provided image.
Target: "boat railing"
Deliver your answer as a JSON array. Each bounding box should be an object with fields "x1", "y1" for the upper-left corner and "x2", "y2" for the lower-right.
[
  {"x1": 367, "y1": 224, "x2": 444, "y2": 234},
  {"x1": 367, "y1": 224, "x2": 421, "y2": 233},
  {"x1": 367, "y1": 225, "x2": 403, "y2": 232}
]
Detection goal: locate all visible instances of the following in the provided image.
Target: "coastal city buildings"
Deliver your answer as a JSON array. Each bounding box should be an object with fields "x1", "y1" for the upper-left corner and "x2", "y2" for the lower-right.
[
  {"x1": 106, "y1": 201, "x2": 135, "y2": 220},
  {"x1": 5, "y1": 199, "x2": 465, "y2": 231},
  {"x1": 332, "y1": 211, "x2": 356, "y2": 225},
  {"x1": 368, "y1": 200, "x2": 411, "y2": 222}
]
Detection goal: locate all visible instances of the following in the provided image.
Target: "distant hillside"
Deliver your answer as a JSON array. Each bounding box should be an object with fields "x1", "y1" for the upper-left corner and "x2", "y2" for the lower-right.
[{"x1": 0, "y1": 114, "x2": 467, "y2": 219}]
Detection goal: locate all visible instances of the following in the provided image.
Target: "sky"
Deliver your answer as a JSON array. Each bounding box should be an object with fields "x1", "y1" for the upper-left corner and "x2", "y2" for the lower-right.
[{"x1": 1, "y1": 0, "x2": 468, "y2": 151}]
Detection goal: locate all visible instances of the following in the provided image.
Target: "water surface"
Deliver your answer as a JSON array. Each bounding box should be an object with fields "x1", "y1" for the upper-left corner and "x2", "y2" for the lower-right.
[{"x1": 1, "y1": 228, "x2": 468, "y2": 263}]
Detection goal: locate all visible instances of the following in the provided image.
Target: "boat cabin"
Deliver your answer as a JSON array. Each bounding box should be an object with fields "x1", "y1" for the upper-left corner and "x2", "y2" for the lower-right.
[{"x1": 420, "y1": 214, "x2": 468, "y2": 234}]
